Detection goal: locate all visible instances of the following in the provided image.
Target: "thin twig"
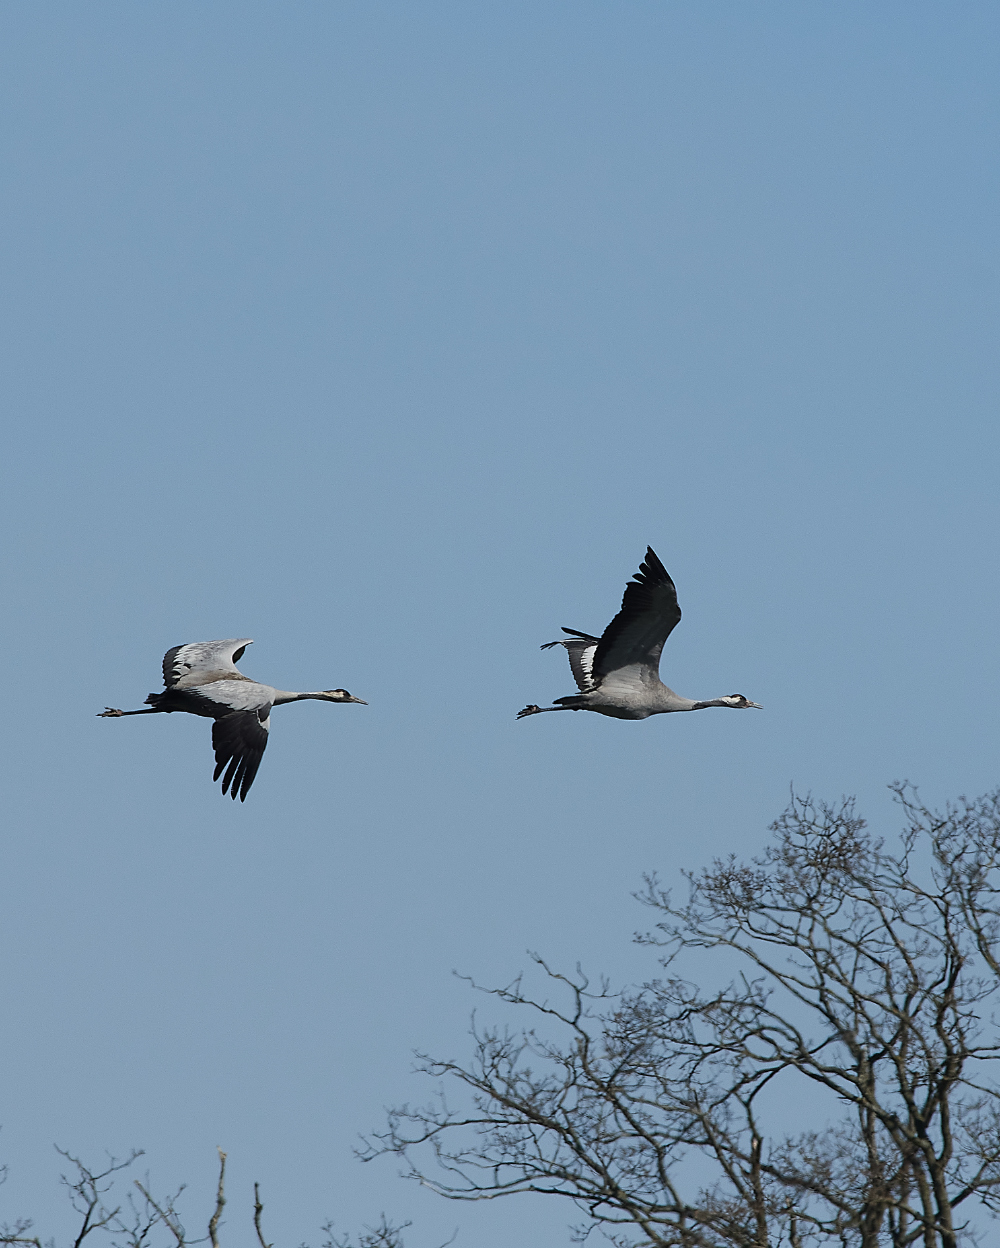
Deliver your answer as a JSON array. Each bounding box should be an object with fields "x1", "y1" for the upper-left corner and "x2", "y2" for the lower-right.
[
  {"x1": 208, "y1": 1150, "x2": 226, "y2": 1248},
  {"x1": 132, "y1": 1183, "x2": 186, "y2": 1246},
  {"x1": 253, "y1": 1183, "x2": 272, "y2": 1248}
]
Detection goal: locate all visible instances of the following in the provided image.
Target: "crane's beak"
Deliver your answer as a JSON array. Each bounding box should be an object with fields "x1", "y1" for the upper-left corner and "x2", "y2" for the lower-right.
[
  {"x1": 748, "y1": 701, "x2": 763, "y2": 709},
  {"x1": 347, "y1": 695, "x2": 368, "y2": 704}
]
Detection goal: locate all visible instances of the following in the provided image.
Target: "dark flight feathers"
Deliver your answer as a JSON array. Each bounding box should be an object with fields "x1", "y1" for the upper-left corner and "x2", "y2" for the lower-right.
[
  {"x1": 162, "y1": 644, "x2": 186, "y2": 689},
  {"x1": 212, "y1": 707, "x2": 270, "y2": 802},
  {"x1": 591, "y1": 546, "x2": 681, "y2": 683}
]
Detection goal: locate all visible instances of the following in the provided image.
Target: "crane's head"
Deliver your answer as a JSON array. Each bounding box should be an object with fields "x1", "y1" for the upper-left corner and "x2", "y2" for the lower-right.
[
  {"x1": 722, "y1": 693, "x2": 762, "y2": 709},
  {"x1": 321, "y1": 688, "x2": 368, "y2": 704}
]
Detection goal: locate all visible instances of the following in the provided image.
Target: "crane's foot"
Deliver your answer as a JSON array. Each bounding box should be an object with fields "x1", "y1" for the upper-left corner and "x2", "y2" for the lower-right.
[
  {"x1": 99, "y1": 707, "x2": 125, "y2": 717},
  {"x1": 516, "y1": 704, "x2": 543, "y2": 719}
]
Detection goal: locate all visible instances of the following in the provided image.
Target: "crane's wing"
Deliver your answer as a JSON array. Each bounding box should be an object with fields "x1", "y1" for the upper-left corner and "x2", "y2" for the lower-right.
[
  {"x1": 592, "y1": 548, "x2": 681, "y2": 685},
  {"x1": 212, "y1": 705, "x2": 270, "y2": 801},
  {"x1": 541, "y1": 629, "x2": 601, "y2": 693},
  {"x1": 162, "y1": 639, "x2": 253, "y2": 689}
]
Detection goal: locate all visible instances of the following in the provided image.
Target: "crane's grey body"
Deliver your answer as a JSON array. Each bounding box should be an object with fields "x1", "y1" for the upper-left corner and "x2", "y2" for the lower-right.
[
  {"x1": 100, "y1": 639, "x2": 366, "y2": 801},
  {"x1": 518, "y1": 548, "x2": 761, "y2": 721}
]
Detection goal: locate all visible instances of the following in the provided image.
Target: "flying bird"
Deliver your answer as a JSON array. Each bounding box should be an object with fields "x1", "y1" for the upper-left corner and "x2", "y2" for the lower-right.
[
  {"x1": 100, "y1": 639, "x2": 366, "y2": 800},
  {"x1": 517, "y1": 548, "x2": 761, "y2": 721}
]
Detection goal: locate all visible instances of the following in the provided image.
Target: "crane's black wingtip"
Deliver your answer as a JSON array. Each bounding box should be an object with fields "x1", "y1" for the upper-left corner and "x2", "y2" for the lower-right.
[{"x1": 633, "y1": 545, "x2": 672, "y2": 587}]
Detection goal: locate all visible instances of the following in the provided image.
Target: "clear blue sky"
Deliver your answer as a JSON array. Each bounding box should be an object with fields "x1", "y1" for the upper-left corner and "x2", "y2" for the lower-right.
[{"x1": 1, "y1": 4, "x2": 998, "y2": 1245}]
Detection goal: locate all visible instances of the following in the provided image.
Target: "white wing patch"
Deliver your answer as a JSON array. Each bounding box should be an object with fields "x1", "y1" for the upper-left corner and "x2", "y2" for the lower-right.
[
  {"x1": 542, "y1": 635, "x2": 600, "y2": 693},
  {"x1": 566, "y1": 640, "x2": 598, "y2": 693}
]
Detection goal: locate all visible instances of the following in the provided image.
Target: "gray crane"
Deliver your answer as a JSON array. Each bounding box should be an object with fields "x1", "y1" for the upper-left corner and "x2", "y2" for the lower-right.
[
  {"x1": 99, "y1": 639, "x2": 366, "y2": 800},
  {"x1": 517, "y1": 547, "x2": 761, "y2": 721}
]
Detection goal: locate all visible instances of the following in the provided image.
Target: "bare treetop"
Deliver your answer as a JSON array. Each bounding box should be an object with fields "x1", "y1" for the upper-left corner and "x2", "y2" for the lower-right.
[
  {"x1": 0, "y1": 1149, "x2": 429, "y2": 1248},
  {"x1": 364, "y1": 786, "x2": 1000, "y2": 1248}
]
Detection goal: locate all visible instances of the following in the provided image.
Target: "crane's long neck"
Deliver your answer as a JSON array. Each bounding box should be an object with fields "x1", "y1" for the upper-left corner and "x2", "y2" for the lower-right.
[
  {"x1": 690, "y1": 697, "x2": 733, "y2": 710},
  {"x1": 272, "y1": 690, "x2": 331, "y2": 705},
  {"x1": 651, "y1": 685, "x2": 700, "y2": 712}
]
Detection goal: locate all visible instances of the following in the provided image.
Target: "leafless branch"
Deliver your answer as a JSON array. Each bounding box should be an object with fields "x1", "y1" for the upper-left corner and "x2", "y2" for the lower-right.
[
  {"x1": 365, "y1": 785, "x2": 1000, "y2": 1247},
  {"x1": 252, "y1": 1183, "x2": 271, "y2": 1248},
  {"x1": 207, "y1": 1150, "x2": 225, "y2": 1248},
  {"x1": 2, "y1": 1146, "x2": 438, "y2": 1248}
]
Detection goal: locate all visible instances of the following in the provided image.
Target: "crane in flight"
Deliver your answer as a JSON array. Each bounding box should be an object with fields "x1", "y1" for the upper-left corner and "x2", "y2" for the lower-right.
[
  {"x1": 518, "y1": 547, "x2": 761, "y2": 722},
  {"x1": 100, "y1": 639, "x2": 366, "y2": 800}
]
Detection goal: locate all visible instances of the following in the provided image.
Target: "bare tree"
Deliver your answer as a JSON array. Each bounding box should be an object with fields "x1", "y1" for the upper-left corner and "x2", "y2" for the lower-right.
[
  {"x1": 0, "y1": 1148, "x2": 423, "y2": 1248},
  {"x1": 0, "y1": 1147, "x2": 190, "y2": 1248},
  {"x1": 363, "y1": 785, "x2": 1000, "y2": 1248}
]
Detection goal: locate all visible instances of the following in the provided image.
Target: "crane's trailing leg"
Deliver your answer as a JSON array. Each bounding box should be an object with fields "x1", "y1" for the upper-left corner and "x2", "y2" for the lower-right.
[
  {"x1": 516, "y1": 703, "x2": 575, "y2": 719},
  {"x1": 98, "y1": 707, "x2": 162, "y2": 717}
]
